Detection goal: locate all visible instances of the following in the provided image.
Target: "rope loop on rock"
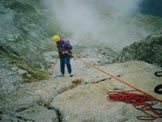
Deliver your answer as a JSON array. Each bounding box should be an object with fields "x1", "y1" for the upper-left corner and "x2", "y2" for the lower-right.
[
  {"x1": 154, "y1": 71, "x2": 162, "y2": 77},
  {"x1": 107, "y1": 90, "x2": 162, "y2": 120}
]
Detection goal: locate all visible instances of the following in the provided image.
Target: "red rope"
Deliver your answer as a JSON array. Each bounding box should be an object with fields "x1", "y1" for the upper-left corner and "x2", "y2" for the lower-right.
[
  {"x1": 108, "y1": 92, "x2": 152, "y2": 106},
  {"x1": 107, "y1": 91, "x2": 162, "y2": 120},
  {"x1": 69, "y1": 53, "x2": 162, "y2": 103}
]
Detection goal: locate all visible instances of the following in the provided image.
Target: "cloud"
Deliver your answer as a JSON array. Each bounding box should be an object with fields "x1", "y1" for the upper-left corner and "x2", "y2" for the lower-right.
[{"x1": 44, "y1": 0, "x2": 151, "y2": 50}]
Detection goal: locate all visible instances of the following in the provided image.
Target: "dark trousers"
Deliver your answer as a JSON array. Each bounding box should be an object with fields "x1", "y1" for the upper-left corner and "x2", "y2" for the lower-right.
[{"x1": 60, "y1": 54, "x2": 72, "y2": 75}]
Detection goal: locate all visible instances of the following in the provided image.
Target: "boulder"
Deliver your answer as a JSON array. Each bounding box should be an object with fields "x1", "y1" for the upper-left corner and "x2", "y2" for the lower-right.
[{"x1": 119, "y1": 29, "x2": 162, "y2": 66}]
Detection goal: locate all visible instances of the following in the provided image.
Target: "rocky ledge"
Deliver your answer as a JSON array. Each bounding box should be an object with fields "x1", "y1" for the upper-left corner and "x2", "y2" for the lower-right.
[{"x1": 0, "y1": 60, "x2": 162, "y2": 122}]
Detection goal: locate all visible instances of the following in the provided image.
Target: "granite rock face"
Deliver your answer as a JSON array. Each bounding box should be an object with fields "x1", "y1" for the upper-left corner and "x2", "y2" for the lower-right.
[
  {"x1": 51, "y1": 61, "x2": 162, "y2": 122},
  {"x1": 119, "y1": 29, "x2": 162, "y2": 66},
  {"x1": 0, "y1": 0, "x2": 52, "y2": 95}
]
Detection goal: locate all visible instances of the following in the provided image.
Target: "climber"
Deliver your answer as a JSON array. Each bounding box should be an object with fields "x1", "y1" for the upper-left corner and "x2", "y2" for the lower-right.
[{"x1": 52, "y1": 35, "x2": 73, "y2": 77}]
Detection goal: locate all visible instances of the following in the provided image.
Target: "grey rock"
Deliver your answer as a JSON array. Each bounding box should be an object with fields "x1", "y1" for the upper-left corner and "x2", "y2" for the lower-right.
[
  {"x1": 11, "y1": 67, "x2": 18, "y2": 71},
  {"x1": 18, "y1": 69, "x2": 27, "y2": 75},
  {"x1": 119, "y1": 29, "x2": 162, "y2": 66}
]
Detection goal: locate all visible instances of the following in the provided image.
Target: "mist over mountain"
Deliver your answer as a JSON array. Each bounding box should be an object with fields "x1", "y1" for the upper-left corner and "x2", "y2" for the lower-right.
[{"x1": 44, "y1": 0, "x2": 162, "y2": 50}]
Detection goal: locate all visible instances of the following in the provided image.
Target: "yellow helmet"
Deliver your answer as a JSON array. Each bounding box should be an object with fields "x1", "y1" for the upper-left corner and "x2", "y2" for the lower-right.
[{"x1": 52, "y1": 35, "x2": 61, "y2": 42}]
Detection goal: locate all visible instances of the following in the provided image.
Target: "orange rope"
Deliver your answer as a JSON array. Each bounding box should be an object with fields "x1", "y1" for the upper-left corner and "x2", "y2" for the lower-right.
[
  {"x1": 70, "y1": 53, "x2": 162, "y2": 103},
  {"x1": 50, "y1": 58, "x2": 58, "y2": 73}
]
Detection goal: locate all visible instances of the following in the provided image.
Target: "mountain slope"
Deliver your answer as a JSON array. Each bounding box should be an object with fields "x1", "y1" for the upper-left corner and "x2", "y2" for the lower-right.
[{"x1": 0, "y1": 0, "x2": 53, "y2": 96}]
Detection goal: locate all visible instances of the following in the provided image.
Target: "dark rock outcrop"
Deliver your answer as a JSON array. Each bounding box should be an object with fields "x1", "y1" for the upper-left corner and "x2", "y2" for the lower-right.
[{"x1": 119, "y1": 29, "x2": 162, "y2": 66}]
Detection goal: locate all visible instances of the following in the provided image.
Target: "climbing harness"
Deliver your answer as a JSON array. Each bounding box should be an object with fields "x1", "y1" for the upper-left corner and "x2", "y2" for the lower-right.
[
  {"x1": 69, "y1": 53, "x2": 162, "y2": 103},
  {"x1": 107, "y1": 90, "x2": 162, "y2": 120}
]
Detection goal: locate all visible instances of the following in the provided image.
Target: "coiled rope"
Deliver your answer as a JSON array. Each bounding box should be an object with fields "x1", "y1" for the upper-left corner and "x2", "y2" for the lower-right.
[
  {"x1": 107, "y1": 90, "x2": 162, "y2": 120},
  {"x1": 53, "y1": 53, "x2": 162, "y2": 120},
  {"x1": 69, "y1": 53, "x2": 162, "y2": 103}
]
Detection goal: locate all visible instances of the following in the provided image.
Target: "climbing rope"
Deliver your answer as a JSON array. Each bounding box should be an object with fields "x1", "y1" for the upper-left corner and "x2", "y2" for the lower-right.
[
  {"x1": 69, "y1": 53, "x2": 162, "y2": 103},
  {"x1": 107, "y1": 90, "x2": 162, "y2": 120},
  {"x1": 50, "y1": 53, "x2": 162, "y2": 120},
  {"x1": 49, "y1": 58, "x2": 58, "y2": 74}
]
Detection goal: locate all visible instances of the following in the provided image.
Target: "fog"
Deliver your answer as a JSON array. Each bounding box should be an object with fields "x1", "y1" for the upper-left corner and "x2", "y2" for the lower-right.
[{"x1": 44, "y1": 0, "x2": 151, "y2": 50}]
